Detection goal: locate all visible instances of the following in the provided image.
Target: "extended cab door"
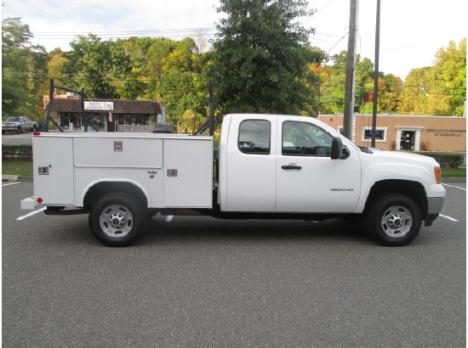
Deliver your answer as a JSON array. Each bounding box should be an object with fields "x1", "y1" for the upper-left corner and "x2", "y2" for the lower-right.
[
  {"x1": 223, "y1": 116, "x2": 276, "y2": 212},
  {"x1": 276, "y1": 117, "x2": 361, "y2": 213}
]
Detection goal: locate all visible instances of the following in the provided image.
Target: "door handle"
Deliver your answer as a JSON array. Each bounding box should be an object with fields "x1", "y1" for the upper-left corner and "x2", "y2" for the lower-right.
[
  {"x1": 147, "y1": 170, "x2": 158, "y2": 174},
  {"x1": 281, "y1": 164, "x2": 302, "y2": 170}
]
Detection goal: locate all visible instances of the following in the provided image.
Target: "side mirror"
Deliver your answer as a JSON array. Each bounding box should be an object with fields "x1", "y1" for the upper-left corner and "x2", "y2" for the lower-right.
[{"x1": 331, "y1": 137, "x2": 344, "y2": 159}]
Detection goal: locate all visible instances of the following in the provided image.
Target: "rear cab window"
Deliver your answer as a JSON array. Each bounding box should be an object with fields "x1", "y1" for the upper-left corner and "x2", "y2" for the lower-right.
[{"x1": 238, "y1": 120, "x2": 271, "y2": 155}]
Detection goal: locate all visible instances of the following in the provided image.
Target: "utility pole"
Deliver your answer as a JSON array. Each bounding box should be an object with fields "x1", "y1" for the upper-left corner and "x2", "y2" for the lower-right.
[
  {"x1": 343, "y1": 0, "x2": 359, "y2": 140},
  {"x1": 371, "y1": 0, "x2": 381, "y2": 148},
  {"x1": 208, "y1": 82, "x2": 214, "y2": 136}
]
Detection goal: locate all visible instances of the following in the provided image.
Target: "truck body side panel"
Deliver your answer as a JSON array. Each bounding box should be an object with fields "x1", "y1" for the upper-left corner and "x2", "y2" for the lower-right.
[
  {"x1": 163, "y1": 139, "x2": 212, "y2": 208},
  {"x1": 33, "y1": 137, "x2": 74, "y2": 205},
  {"x1": 73, "y1": 138, "x2": 163, "y2": 168},
  {"x1": 73, "y1": 168, "x2": 163, "y2": 208}
]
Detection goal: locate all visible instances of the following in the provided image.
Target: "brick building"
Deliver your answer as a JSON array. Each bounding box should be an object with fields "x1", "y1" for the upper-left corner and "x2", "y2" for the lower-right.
[{"x1": 318, "y1": 114, "x2": 466, "y2": 152}]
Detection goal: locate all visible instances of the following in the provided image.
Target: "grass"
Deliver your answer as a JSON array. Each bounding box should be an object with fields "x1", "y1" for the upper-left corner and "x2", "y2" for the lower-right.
[
  {"x1": 441, "y1": 167, "x2": 466, "y2": 178},
  {"x1": 2, "y1": 160, "x2": 33, "y2": 177},
  {"x1": 1, "y1": 159, "x2": 466, "y2": 179}
]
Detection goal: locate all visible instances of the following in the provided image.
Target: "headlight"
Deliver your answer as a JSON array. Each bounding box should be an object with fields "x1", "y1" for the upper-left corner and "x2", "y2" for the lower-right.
[{"x1": 434, "y1": 167, "x2": 441, "y2": 184}]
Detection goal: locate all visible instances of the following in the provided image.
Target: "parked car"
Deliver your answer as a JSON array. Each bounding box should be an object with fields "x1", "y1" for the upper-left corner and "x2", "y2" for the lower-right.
[
  {"x1": 21, "y1": 113, "x2": 445, "y2": 247},
  {"x1": 2, "y1": 116, "x2": 36, "y2": 134}
]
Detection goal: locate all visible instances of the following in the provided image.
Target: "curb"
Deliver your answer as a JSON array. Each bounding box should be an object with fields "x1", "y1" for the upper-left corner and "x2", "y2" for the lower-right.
[
  {"x1": 2, "y1": 175, "x2": 19, "y2": 183},
  {"x1": 443, "y1": 178, "x2": 466, "y2": 183}
]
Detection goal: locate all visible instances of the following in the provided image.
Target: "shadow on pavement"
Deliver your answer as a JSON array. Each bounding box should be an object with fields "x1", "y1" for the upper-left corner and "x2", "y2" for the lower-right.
[{"x1": 44, "y1": 215, "x2": 373, "y2": 247}]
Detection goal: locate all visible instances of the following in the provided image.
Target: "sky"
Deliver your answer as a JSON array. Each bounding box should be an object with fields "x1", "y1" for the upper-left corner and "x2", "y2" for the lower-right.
[{"x1": 2, "y1": 0, "x2": 467, "y2": 78}]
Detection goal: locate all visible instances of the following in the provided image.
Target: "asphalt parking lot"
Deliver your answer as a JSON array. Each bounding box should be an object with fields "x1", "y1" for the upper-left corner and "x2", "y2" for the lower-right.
[
  {"x1": 2, "y1": 132, "x2": 33, "y2": 146},
  {"x1": 3, "y1": 181, "x2": 466, "y2": 347}
]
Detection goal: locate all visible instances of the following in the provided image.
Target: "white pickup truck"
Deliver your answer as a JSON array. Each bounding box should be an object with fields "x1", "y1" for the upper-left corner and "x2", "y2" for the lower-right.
[{"x1": 21, "y1": 114, "x2": 445, "y2": 246}]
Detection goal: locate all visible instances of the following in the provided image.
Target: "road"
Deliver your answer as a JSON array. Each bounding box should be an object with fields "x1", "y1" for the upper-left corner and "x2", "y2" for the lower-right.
[
  {"x1": 3, "y1": 182, "x2": 465, "y2": 347},
  {"x1": 2, "y1": 132, "x2": 33, "y2": 146}
]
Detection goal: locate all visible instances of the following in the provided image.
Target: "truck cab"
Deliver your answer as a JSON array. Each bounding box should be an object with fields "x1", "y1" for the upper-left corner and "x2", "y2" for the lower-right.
[
  {"x1": 21, "y1": 113, "x2": 445, "y2": 247},
  {"x1": 218, "y1": 114, "x2": 361, "y2": 213}
]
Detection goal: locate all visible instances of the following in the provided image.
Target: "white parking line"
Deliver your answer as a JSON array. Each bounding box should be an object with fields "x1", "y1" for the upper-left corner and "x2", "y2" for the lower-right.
[
  {"x1": 2, "y1": 182, "x2": 20, "y2": 187},
  {"x1": 16, "y1": 207, "x2": 46, "y2": 221},
  {"x1": 165, "y1": 215, "x2": 174, "y2": 222},
  {"x1": 439, "y1": 213, "x2": 459, "y2": 222},
  {"x1": 442, "y1": 183, "x2": 466, "y2": 191}
]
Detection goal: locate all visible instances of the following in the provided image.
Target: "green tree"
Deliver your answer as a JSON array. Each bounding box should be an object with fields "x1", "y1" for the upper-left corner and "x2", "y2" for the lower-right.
[
  {"x1": 210, "y1": 0, "x2": 320, "y2": 115},
  {"x1": 399, "y1": 39, "x2": 466, "y2": 116},
  {"x1": 319, "y1": 51, "x2": 402, "y2": 114},
  {"x1": 63, "y1": 35, "x2": 131, "y2": 98},
  {"x1": 2, "y1": 17, "x2": 48, "y2": 118},
  {"x1": 319, "y1": 52, "x2": 374, "y2": 114}
]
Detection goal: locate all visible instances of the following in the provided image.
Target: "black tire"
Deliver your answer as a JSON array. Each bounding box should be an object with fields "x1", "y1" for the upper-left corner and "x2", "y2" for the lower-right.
[
  {"x1": 17, "y1": 126, "x2": 22, "y2": 134},
  {"x1": 88, "y1": 193, "x2": 145, "y2": 247},
  {"x1": 365, "y1": 193, "x2": 422, "y2": 246}
]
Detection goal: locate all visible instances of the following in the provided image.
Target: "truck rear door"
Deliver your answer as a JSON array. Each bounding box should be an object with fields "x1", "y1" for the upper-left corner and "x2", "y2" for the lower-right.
[{"x1": 224, "y1": 116, "x2": 276, "y2": 212}]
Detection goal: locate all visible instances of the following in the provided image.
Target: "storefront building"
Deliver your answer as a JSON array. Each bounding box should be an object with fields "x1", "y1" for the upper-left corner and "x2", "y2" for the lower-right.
[
  {"x1": 318, "y1": 114, "x2": 466, "y2": 152},
  {"x1": 46, "y1": 95, "x2": 161, "y2": 132}
]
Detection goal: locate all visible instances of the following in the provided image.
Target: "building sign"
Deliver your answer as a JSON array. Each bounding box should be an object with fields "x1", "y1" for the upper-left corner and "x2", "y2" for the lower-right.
[
  {"x1": 425, "y1": 128, "x2": 466, "y2": 137},
  {"x1": 84, "y1": 101, "x2": 114, "y2": 111}
]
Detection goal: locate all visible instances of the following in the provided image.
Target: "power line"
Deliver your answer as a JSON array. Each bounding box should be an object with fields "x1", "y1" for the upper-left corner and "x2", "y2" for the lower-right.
[{"x1": 325, "y1": 32, "x2": 348, "y2": 54}]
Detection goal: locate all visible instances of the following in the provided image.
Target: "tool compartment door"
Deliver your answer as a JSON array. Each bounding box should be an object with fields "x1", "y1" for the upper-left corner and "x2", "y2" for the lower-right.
[
  {"x1": 33, "y1": 137, "x2": 74, "y2": 205},
  {"x1": 163, "y1": 139, "x2": 212, "y2": 208}
]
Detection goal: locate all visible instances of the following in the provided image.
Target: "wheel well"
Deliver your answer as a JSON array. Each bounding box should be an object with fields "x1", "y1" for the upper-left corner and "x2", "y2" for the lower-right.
[
  {"x1": 364, "y1": 180, "x2": 427, "y2": 217},
  {"x1": 83, "y1": 182, "x2": 148, "y2": 209}
]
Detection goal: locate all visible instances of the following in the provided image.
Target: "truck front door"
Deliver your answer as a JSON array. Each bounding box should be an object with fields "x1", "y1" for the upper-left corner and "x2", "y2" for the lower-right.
[{"x1": 276, "y1": 118, "x2": 361, "y2": 213}]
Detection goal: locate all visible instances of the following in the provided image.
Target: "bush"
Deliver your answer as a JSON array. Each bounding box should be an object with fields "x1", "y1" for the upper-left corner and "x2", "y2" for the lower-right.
[
  {"x1": 2, "y1": 145, "x2": 32, "y2": 159},
  {"x1": 416, "y1": 152, "x2": 465, "y2": 168}
]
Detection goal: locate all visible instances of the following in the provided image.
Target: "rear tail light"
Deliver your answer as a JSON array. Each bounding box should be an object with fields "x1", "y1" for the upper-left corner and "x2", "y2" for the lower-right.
[
  {"x1": 32, "y1": 131, "x2": 41, "y2": 136},
  {"x1": 434, "y1": 167, "x2": 441, "y2": 184},
  {"x1": 36, "y1": 197, "x2": 43, "y2": 203}
]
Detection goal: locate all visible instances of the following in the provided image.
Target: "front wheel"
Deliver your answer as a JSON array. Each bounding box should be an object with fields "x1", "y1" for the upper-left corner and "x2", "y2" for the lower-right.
[
  {"x1": 365, "y1": 193, "x2": 422, "y2": 246},
  {"x1": 89, "y1": 193, "x2": 145, "y2": 246},
  {"x1": 17, "y1": 126, "x2": 22, "y2": 134}
]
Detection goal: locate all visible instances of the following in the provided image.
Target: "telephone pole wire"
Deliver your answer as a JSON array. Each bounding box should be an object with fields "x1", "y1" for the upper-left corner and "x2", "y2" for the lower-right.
[
  {"x1": 371, "y1": 0, "x2": 381, "y2": 148},
  {"x1": 343, "y1": 0, "x2": 359, "y2": 140}
]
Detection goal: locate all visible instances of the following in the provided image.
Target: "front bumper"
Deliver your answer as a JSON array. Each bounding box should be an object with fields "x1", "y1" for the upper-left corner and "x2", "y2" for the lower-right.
[
  {"x1": 2, "y1": 125, "x2": 18, "y2": 131},
  {"x1": 425, "y1": 196, "x2": 445, "y2": 226}
]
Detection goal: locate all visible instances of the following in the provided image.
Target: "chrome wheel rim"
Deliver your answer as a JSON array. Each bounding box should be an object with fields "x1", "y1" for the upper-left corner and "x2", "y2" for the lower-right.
[
  {"x1": 381, "y1": 205, "x2": 413, "y2": 238},
  {"x1": 99, "y1": 204, "x2": 133, "y2": 238}
]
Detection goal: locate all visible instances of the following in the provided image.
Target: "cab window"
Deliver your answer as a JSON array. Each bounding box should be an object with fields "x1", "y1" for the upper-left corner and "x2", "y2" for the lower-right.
[
  {"x1": 282, "y1": 121, "x2": 332, "y2": 157},
  {"x1": 238, "y1": 120, "x2": 271, "y2": 155}
]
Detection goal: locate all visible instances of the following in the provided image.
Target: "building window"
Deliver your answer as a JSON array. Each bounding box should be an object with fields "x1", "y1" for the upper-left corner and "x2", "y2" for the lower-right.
[
  {"x1": 363, "y1": 127, "x2": 387, "y2": 142},
  {"x1": 282, "y1": 121, "x2": 332, "y2": 157},
  {"x1": 238, "y1": 120, "x2": 271, "y2": 155}
]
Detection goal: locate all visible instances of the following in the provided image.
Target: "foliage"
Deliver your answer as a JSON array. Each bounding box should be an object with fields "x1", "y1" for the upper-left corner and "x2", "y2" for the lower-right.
[
  {"x1": 2, "y1": 160, "x2": 33, "y2": 177},
  {"x1": 399, "y1": 39, "x2": 466, "y2": 116},
  {"x1": 2, "y1": 17, "x2": 465, "y2": 131},
  {"x1": 415, "y1": 151, "x2": 465, "y2": 168},
  {"x1": 210, "y1": 0, "x2": 324, "y2": 115},
  {"x1": 2, "y1": 18, "x2": 48, "y2": 119},
  {"x1": 2, "y1": 144, "x2": 33, "y2": 159},
  {"x1": 318, "y1": 51, "x2": 402, "y2": 114}
]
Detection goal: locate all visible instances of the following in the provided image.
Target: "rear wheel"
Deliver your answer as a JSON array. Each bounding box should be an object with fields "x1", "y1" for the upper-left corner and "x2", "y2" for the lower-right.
[
  {"x1": 365, "y1": 193, "x2": 422, "y2": 246},
  {"x1": 89, "y1": 193, "x2": 145, "y2": 246}
]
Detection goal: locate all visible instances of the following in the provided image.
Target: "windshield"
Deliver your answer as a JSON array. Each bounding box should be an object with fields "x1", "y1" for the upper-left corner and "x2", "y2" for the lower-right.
[{"x1": 5, "y1": 117, "x2": 19, "y2": 122}]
